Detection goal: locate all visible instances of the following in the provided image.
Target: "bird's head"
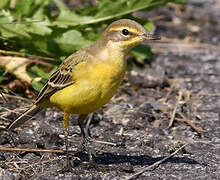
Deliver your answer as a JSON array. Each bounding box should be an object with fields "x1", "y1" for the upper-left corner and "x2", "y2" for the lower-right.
[{"x1": 102, "y1": 19, "x2": 160, "y2": 52}]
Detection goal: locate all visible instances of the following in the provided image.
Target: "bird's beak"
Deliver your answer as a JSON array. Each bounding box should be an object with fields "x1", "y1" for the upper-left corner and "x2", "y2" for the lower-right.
[{"x1": 140, "y1": 33, "x2": 161, "y2": 41}]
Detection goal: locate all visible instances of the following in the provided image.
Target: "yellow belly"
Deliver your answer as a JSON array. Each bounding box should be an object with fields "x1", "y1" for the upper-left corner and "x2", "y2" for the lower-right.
[{"x1": 47, "y1": 59, "x2": 125, "y2": 114}]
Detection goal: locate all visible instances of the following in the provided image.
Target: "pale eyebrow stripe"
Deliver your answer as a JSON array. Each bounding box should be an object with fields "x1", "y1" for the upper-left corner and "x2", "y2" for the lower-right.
[{"x1": 108, "y1": 27, "x2": 139, "y2": 34}]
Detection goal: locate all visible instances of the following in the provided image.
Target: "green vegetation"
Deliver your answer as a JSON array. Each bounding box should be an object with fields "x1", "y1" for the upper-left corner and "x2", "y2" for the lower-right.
[{"x1": 0, "y1": 0, "x2": 185, "y2": 92}]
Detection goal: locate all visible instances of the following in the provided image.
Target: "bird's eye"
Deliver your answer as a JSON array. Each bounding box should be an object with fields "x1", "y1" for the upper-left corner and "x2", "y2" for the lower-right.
[{"x1": 122, "y1": 29, "x2": 129, "y2": 36}]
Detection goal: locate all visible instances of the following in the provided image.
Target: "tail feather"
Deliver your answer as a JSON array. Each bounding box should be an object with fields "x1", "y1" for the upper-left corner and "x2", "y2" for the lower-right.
[{"x1": 7, "y1": 105, "x2": 41, "y2": 131}]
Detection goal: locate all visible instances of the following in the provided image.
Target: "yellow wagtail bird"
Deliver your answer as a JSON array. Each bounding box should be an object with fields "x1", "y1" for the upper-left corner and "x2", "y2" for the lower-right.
[{"x1": 6, "y1": 19, "x2": 160, "y2": 170}]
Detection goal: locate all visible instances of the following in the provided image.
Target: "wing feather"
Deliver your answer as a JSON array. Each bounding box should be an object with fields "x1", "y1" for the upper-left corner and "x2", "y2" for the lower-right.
[
  {"x1": 34, "y1": 50, "x2": 92, "y2": 104},
  {"x1": 35, "y1": 69, "x2": 73, "y2": 104}
]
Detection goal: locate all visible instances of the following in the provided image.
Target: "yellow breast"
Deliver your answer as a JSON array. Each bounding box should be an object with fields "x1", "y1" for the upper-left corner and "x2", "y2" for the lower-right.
[{"x1": 49, "y1": 56, "x2": 126, "y2": 114}]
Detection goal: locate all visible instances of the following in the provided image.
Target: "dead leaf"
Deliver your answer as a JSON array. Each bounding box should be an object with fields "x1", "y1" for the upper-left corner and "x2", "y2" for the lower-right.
[{"x1": 0, "y1": 56, "x2": 33, "y2": 83}]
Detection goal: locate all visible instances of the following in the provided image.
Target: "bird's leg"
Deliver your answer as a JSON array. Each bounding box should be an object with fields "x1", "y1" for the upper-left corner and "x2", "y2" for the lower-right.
[
  {"x1": 78, "y1": 114, "x2": 89, "y2": 146},
  {"x1": 85, "y1": 114, "x2": 119, "y2": 147},
  {"x1": 60, "y1": 112, "x2": 74, "y2": 172},
  {"x1": 85, "y1": 113, "x2": 93, "y2": 139},
  {"x1": 78, "y1": 114, "x2": 93, "y2": 164}
]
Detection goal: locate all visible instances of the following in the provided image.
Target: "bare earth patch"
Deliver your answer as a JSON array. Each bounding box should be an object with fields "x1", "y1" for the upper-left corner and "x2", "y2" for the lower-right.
[{"x1": 1, "y1": 0, "x2": 220, "y2": 179}]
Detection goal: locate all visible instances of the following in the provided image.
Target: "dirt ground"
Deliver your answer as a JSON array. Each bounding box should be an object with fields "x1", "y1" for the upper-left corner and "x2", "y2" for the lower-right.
[{"x1": 0, "y1": 0, "x2": 220, "y2": 179}]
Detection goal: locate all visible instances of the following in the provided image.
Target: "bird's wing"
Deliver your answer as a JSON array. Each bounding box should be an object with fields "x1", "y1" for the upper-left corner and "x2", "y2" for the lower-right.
[{"x1": 35, "y1": 50, "x2": 91, "y2": 104}]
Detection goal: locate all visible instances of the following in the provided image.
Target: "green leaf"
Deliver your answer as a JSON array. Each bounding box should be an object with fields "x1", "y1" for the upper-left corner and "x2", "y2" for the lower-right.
[
  {"x1": 29, "y1": 64, "x2": 57, "y2": 92},
  {"x1": 55, "y1": 8, "x2": 94, "y2": 27},
  {"x1": 0, "y1": 24, "x2": 31, "y2": 38},
  {"x1": 11, "y1": 0, "x2": 35, "y2": 17},
  {"x1": 143, "y1": 21, "x2": 154, "y2": 32},
  {"x1": 131, "y1": 44, "x2": 153, "y2": 62},
  {"x1": 54, "y1": 29, "x2": 91, "y2": 53},
  {"x1": 54, "y1": 0, "x2": 94, "y2": 27},
  {"x1": 26, "y1": 20, "x2": 52, "y2": 36},
  {"x1": 31, "y1": 79, "x2": 44, "y2": 92},
  {"x1": 0, "y1": 10, "x2": 14, "y2": 24},
  {"x1": 54, "y1": 0, "x2": 184, "y2": 26},
  {"x1": 29, "y1": 65, "x2": 52, "y2": 79},
  {"x1": 0, "y1": 0, "x2": 9, "y2": 9},
  {"x1": 29, "y1": 65, "x2": 53, "y2": 91},
  {"x1": 10, "y1": 0, "x2": 51, "y2": 17},
  {"x1": 0, "y1": 10, "x2": 31, "y2": 38}
]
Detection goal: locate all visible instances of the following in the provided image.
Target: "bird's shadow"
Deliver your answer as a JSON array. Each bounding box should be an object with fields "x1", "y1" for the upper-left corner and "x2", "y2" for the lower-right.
[{"x1": 74, "y1": 151, "x2": 200, "y2": 167}]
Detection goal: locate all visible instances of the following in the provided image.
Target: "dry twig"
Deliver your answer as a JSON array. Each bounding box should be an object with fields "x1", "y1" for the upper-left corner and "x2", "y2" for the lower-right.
[
  {"x1": 2, "y1": 93, "x2": 32, "y2": 102},
  {"x1": 0, "y1": 49, "x2": 56, "y2": 62},
  {"x1": 0, "y1": 91, "x2": 8, "y2": 103},
  {"x1": 90, "y1": 139, "x2": 118, "y2": 147},
  {"x1": 159, "y1": 83, "x2": 207, "y2": 134},
  {"x1": 6, "y1": 156, "x2": 61, "y2": 175},
  {"x1": 125, "y1": 143, "x2": 188, "y2": 180},
  {"x1": 175, "y1": 117, "x2": 207, "y2": 134},
  {"x1": 0, "y1": 146, "x2": 65, "y2": 154},
  {"x1": 168, "y1": 91, "x2": 183, "y2": 128}
]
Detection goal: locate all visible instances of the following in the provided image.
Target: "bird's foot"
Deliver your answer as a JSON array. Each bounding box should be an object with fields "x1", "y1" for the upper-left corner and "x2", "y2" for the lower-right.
[
  {"x1": 59, "y1": 156, "x2": 81, "y2": 173},
  {"x1": 59, "y1": 163, "x2": 74, "y2": 173},
  {"x1": 59, "y1": 157, "x2": 74, "y2": 173},
  {"x1": 78, "y1": 137, "x2": 97, "y2": 166},
  {"x1": 81, "y1": 155, "x2": 96, "y2": 168}
]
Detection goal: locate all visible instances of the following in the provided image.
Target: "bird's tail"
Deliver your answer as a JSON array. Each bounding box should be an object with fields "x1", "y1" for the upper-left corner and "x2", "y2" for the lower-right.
[{"x1": 7, "y1": 104, "x2": 41, "y2": 131}]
